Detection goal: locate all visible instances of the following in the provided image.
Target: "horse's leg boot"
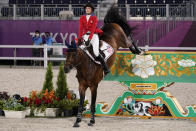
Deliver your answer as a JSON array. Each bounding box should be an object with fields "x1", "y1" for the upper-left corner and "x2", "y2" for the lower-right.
[
  {"x1": 97, "y1": 55, "x2": 110, "y2": 76},
  {"x1": 88, "y1": 106, "x2": 96, "y2": 126},
  {"x1": 73, "y1": 107, "x2": 83, "y2": 127},
  {"x1": 128, "y1": 36, "x2": 145, "y2": 55},
  {"x1": 129, "y1": 46, "x2": 139, "y2": 54}
]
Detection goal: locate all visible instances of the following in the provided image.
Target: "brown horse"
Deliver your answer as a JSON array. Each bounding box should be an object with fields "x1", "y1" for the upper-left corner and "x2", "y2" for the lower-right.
[{"x1": 64, "y1": 5, "x2": 139, "y2": 127}]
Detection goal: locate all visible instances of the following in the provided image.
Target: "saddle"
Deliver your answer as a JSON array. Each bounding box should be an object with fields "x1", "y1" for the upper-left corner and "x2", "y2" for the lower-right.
[{"x1": 79, "y1": 40, "x2": 114, "y2": 65}]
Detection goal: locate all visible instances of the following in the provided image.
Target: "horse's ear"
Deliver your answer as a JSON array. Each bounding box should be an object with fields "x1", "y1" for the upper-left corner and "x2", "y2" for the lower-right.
[
  {"x1": 65, "y1": 41, "x2": 70, "y2": 48},
  {"x1": 71, "y1": 40, "x2": 77, "y2": 49}
]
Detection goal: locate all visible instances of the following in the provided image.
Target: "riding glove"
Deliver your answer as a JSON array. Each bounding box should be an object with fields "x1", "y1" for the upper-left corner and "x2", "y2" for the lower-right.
[
  {"x1": 78, "y1": 38, "x2": 82, "y2": 46},
  {"x1": 85, "y1": 39, "x2": 91, "y2": 46}
]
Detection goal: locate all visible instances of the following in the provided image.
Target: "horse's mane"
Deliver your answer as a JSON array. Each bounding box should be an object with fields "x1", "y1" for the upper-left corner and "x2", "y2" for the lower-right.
[{"x1": 103, "y1": 4, "x2": 135, "y2": 37}]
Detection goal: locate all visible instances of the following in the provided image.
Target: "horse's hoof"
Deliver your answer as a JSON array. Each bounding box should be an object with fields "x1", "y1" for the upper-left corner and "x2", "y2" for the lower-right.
[
  {"x1": 88, "y1": 123, "x2": 94, "y2": 126},
  {"x1": 90, "y1": 119, "x2": 95, "y2": 124},
  {"x1": 88, "y1": 119, "x2": 95, "y2": 126},
  {"x1": 73, "y1": 123, "x2": 80, "y2": 128},
  {"x1": 76, "y1": 118, "x2": 81, "y2": 123}
]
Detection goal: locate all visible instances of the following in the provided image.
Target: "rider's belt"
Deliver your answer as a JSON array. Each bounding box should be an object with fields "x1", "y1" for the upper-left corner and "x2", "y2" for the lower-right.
[{"x1": 86, "y1": 32, "x2": 91, "y2": 35}]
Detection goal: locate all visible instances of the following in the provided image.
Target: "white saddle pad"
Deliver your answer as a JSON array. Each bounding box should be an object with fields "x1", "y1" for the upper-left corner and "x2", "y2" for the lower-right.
[{"x1": 79, "y1": 40, "x2": 114, "y2": 65}]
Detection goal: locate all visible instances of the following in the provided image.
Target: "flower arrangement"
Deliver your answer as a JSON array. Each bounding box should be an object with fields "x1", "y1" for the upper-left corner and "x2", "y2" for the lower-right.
[
  {"x1": 3, "y1": 97, "x2": 26, "y2": 111},
  {"x1": 23, "y1": 89, "x2": 60, "y2": 115},
  {"x1": 21, "y1": 63, "x2": 88, "y2": 117},
  {"x1": 1, "y1": 97, "x2": 26, "y2": 118}
]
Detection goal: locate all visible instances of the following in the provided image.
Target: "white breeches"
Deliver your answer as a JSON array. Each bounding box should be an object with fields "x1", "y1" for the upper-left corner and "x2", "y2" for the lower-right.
[{"x1": 83, "y1": 34, "x2": 99, "y2": 57}]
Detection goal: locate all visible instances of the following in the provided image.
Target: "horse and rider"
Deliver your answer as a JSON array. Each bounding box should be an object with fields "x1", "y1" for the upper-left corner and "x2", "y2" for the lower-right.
[
  {"x1": 64, "y1": 2, "x2": 145, "y2": 127},
  {"x1": 77, "y1": 2, "x2": 143, "y2": 76}
]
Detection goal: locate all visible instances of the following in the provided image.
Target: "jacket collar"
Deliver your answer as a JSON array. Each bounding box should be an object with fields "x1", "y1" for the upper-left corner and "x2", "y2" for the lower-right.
[
  {"x1": 83, "y1": 13, "x2": 94, "y2": 24},
  {"x1": 84, "y1": 13, "x2": 95, "y2": 16}
]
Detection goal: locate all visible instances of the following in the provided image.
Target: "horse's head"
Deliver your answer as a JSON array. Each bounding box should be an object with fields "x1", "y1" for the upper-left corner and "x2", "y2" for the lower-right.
[{"x1": 64, "y1": 41, "x2": 78, "y2": 73}]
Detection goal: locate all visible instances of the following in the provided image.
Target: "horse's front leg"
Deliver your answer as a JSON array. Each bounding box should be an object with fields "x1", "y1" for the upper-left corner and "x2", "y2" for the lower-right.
[
  {"x1": 88, "y1": 85, "x2": 98, "y2": 126},
  {"x1": 73, "y1": 83, "x2": 87, "y2": 127}
]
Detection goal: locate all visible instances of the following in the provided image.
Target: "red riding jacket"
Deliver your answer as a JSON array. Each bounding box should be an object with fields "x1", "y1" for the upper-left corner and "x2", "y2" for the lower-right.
[{"x1": 78, "y1": 14, "x2": 103, "y2": 40}]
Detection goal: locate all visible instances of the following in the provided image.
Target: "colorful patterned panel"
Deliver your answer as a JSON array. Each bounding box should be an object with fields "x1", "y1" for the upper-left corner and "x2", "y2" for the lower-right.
[{"x1": 104, "y1": 51, "x2": 196, "y2": 83}]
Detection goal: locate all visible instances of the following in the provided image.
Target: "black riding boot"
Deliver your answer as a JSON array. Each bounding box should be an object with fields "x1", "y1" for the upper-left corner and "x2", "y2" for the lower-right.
[{"x1": 97, "y1": 55, "x2": 110, "y2": 76}]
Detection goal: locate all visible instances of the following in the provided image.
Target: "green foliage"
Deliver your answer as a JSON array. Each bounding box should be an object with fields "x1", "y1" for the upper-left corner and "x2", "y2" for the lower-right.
[
  {"x1": 0, "y1": 100, "x2": 4, "y2": 109},
  {"x1": 71, "y1": 99, "x2": 88, "y2": 108},
  {"x1": 55, "y1": 62, "x2": 68, "y2": 100},
  {"x1": 58, "y1": 99, "x2": 88, "y2": 111},
  {"x1": 58, "y1": 99, "x2": 75, "y2": 110},
  {"x1": 42, "y1": 63, "x2": 54, "y2": 92},
  {"x1": 83, "y1": 100, "x2": 89, "y2": 107},
  {"x1": 3, "y1": 98, "x2": 26, "y2": 111}
]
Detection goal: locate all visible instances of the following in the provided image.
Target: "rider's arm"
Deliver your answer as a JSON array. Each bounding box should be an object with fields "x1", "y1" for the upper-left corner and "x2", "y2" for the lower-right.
[
  {"x1": 88, "y1": 16, "x2": 98, "y2": 40},
  {"x1": 78, "y1": 16, "x2": 84, "y2": 39}
]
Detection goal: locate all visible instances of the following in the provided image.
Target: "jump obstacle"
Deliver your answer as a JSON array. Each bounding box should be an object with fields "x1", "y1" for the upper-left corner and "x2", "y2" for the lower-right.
[{"x1": 84, "y1": 51, "x2": 196, "y2": 120}]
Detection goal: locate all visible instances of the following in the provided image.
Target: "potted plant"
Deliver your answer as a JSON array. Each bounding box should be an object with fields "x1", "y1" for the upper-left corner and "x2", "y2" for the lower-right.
[
  {"x1": 3, "y1": 98, "x2": 26, "y2": 118},
  {"x1": 42, "y1": 62, "x2": 54, "y2": 92},
  {"x1": 59, "y1": 99, "x2": 74, "y2": 117},
  {"x1": 71, "y1": 99, "x2": 89, "y2": 116},
  {"x1": 58, "y1": 98, "x2": 88, "y2": 117},
  {"x1": 43, "y1": 89, "x2": 61, "y2": 117},
  {"x1": 24, "y1": 89, "x2": 60, "y2": 117},
  {"x1": 0, "y1": 91, "x2": 10, "y2": 116},
  {"x1": 55, "y1": 62, "x2": 68, "y2": 100}
]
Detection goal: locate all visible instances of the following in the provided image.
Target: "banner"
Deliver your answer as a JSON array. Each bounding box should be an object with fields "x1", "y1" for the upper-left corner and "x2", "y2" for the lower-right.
[{"x1": 0, "y1": 20, "x2": 193, "y2": 57}]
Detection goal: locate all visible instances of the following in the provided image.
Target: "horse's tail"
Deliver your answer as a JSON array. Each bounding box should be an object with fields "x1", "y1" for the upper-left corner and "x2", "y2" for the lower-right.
[{"x1": 103, "y1": 4, "x2": 135, "y2": 37}]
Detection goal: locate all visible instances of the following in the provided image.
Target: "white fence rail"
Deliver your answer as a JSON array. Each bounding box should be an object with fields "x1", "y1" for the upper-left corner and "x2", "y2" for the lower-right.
[
  {"x1": 0, "y1": 45, "x2": 67, "y2": 68},
  {"x1": 0, "y1": 45, "x2": 196, "y2": 68}
]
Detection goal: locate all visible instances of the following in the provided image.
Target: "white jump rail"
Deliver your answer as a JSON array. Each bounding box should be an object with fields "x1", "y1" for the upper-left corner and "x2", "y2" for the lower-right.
[
  {"x1": 0, "y1": 45, "x2": 196, "y2": 68},
  {"x1": 141, "y1": 45, "x2": 196, "y2": 51}
]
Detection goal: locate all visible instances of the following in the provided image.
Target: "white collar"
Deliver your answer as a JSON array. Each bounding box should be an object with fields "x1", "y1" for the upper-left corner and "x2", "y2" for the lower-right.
[{"x1": 86, "y1": 15, "x2": 91, "y2": 22}]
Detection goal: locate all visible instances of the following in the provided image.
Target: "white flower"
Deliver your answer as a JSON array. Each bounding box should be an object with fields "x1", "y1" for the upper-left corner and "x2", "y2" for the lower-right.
[
  {"x1": 124, "y1": 97, "x2": 132, "y2": 104},
  {"x1": 131, "y1": 55, "x2": 157, "y2": 78},
  {"x1": 178, "y1": 59, "x2": 195, "y2": 67},
  {"x1": 155, "y1": 99, "x2": 161, "y2": 104}
]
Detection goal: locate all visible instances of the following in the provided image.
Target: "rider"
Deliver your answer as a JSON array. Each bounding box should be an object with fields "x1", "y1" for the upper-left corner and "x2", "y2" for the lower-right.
[{"x1": 78, "y1": 2, "x2": 110, "y2": 76}]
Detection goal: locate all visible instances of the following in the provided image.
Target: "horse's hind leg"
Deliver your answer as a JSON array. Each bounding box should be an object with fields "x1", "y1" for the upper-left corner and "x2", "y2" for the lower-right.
[
  {"x1": 73, "y1": 84, "x2": 87, "y2": 127},
  {"x1": 88, "y1": 85, "x2": 98, "y2": 126},
  {"x1": 127, "y1": 35, "x2": 144, "y2": 55}
]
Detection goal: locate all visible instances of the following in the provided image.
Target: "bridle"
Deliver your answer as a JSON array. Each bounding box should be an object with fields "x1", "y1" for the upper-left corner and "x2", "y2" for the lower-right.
[{"x1": 66, "y1": 48, "x2": 81, "y2": 69}]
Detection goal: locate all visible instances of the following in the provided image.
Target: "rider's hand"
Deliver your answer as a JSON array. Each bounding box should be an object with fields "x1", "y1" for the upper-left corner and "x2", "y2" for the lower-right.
[
  {"x1": 85, "y1": 39, "x2": 90, "y2": 46},
  {"x1": 78, "y1": 38, "x2": 82, "y2": 46}
]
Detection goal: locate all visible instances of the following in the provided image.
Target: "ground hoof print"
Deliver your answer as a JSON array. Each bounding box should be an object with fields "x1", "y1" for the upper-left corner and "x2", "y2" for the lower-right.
[{"x1": 73, "y1": 123, "x2": 80, "y2": 128}]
